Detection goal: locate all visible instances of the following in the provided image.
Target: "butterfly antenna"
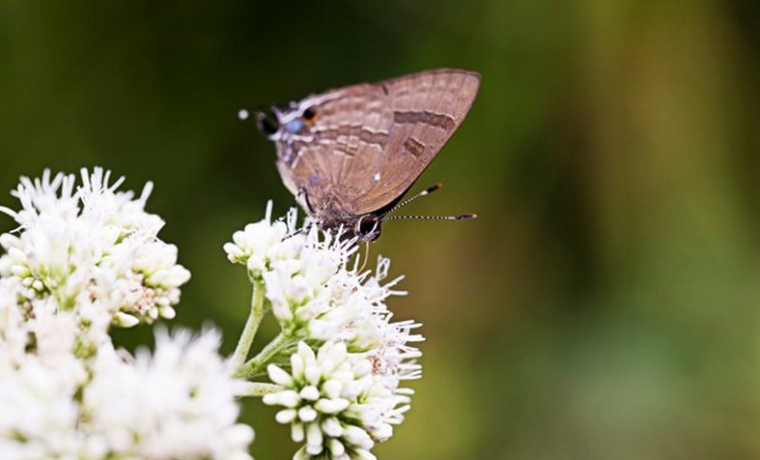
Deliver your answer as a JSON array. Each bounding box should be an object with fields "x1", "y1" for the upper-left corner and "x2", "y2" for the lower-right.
[
  {"x1": 380, "y1": 182, "x2": 476, "y2": 223},
  {"x1": 382, "y1": 213, "x2": 477, "y2": 222},
  {"x1": 383, "y1": 183, "x2": 444, "y2": 216}
]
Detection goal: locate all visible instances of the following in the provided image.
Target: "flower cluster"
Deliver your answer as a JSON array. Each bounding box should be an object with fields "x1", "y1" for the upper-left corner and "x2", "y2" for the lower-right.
[
  {"x1": 0, "y1": 169, "x2": 253, "y2": 460},
  {"x1": 0, "y1": 166, "x2": 428, "y2": 460},
  {"x1": 226, "y1": 204, "x2": 423, "y2": 459},
  {"x1": 264, "y1": 342, "x2": 412, "y2": 460},
  {"x1": 0, "y1": 327, "x2": 254, "y2": 460},
  {"x1": 81, "y1": 328, "x2": 254, "y2": 460},
  {"x1": 0, "y1": 168, "x2": 190, "y2": 332}
]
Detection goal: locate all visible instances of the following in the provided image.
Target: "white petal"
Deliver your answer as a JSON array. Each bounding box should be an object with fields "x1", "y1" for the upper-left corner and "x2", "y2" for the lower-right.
[
  {"x1": 276, "y1": 409, "x2": 298, "y2": 424},
  {"x1": 291, "y1": 423, "x2": 305, "y2": 442},
  {"x1": 315, "y1": 398, "x2": 350, "y2": 414},
  {"x1": 321, "y1": 417, "x2": 344, "y2": 437},
  {"x1": 291, "y1": 353, "x2": 305, "y2": 378},
  {"x1": 306, "y1": 421, "x2": 324, "y2": 450},
  {"x1": 298, "y1": 406, "x2": 318, "y2": 422},
  {"x1": 268, "y1": 364, "x2": 294, "y2": 386},
  {"x1": 322, "y1": 379, "x2": 343, "y2": 399},
  {"x1": 354, "y1": 448, "x2": 378, "y2": 460},
  {"x1": 343, "y1": 425, "x2": 374, "y2": 449},
  {"x1": 304, "y1": 364, "x2": 322, "y2": 385},
  {"x1": 328, "y1": 438, "x2": 346, "y2": 456},
  {"x1": 278, "y1": 390, "x2": 302, "y2": 408},
  {"x1": 300, "y1": 385, "x2": 320, "y2": 401},
  {"x1": 114, "y1": 312, "x2": 139, "y2": 328}
]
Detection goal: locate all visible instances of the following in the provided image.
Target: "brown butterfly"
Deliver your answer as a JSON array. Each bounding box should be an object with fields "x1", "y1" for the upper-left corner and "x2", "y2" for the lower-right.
[{"x1": 256, "y1": 68, "x2": 480, "y2": 241}]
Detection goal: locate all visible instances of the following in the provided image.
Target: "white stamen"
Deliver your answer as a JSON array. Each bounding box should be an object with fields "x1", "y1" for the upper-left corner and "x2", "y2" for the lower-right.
[
  {"x1": 373, "y1": 173, "x2": 381, "y2": 182},
  {"x1": 238, "y1": 109, "x2": 250, "y2": 120}
]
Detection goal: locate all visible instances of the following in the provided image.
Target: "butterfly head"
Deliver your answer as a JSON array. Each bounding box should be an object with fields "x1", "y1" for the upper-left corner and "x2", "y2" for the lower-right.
[
  {"x1": 255, "y1": 102, "x2": 318, "y2": 141},
  {"x1": 354, "y1": 213, "x2": 382, "y2": 242},
  {"x1": 255, "y1": 108, "x2": 280, "y2": 139}
]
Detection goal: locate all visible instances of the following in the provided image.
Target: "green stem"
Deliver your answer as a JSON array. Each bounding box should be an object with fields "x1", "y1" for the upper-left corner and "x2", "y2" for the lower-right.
[
  {"x1": 230, "y1": 279, "x2": 265, "y2": 371},
  {"x1": 236, "y1": 382, "x2": 283, "y2": 398},
  {"x1": 234, "y1": 332, "x2": 291, "y2": 379}
]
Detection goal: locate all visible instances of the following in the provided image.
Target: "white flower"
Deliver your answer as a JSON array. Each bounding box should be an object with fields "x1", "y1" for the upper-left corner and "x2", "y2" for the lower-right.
[
  {"x1": 262, "y1": 232, "x2": 348, "y2": 330},
  {"x1": 81, "y1": 327, "x2": 254, "y2": 460},
  {"x1": 224, "y1": 202, "x2": 304, "y2": 278},
  {"x1": 0, "y1": 324, "x2": 254, "y2": 460},
  {"x1": 270, "y1": 250, "x2": 424, "y2": 381},
  {"x1": 0, "y1": 280, "x2": 88, "y2": 459},
  {"x1": 0, "y1": 352, "x2": 85, "y2": 460},
  {"x1": 228, "y1": 203, "x2": 425, "y2": 458},
  {"x1": 0, "y1": 169, "x2": 79, "y2": 226},
  {"x1": 0, "y1": 277, "x2": 93, "y2": 379},
  {"x1": 0, "y1": 167, "x2": 191, "y2": 333},
  {"x1": 226, "y1": 204, "x2": 412, "y2": 348},
  {"x1": 225, "y1": 203, "x2": 359, "y2": 333},
  {"x1": 0, "y1": 280, "x2": 27, "y2": 360},
  {"x1": 0, "y1": 169, "x2": 253, "y2": 459},
  {"x1": 264, "y1": 342, "x2": 411, "y2": 460},
  {"x1": 366, "y1": 316, "x2": 424, "y2": 387},
  {"x1": 304, "y1": 257, "x2": 408, "y2": 350}
]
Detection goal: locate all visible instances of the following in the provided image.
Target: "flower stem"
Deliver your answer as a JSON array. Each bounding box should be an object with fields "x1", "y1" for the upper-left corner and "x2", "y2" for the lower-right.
[
  {"x1": 235, "y1": 382, "x2": 283, "y2": 398},
  {"x1": 234, "y1": 332, "x2": 291, "y2": 379},
  {"x1": 230, "y1": 279, "x2": 265, "y2": 371}
]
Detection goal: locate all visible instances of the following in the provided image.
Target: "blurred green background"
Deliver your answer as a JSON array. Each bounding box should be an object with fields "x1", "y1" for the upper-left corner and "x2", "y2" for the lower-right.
[{"x1": 2, "y1": 1, "x2": 760, "y2": 459}]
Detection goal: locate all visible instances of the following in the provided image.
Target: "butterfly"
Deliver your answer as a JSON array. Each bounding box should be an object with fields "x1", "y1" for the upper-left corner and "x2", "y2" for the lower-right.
[{"x1": 256, "y1": 68, "x2": 480, "y2": 241}]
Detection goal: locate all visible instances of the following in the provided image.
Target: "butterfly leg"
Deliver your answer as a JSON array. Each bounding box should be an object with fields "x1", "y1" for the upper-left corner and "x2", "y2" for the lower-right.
[
  {"x1": 283, "y1": 225, "x2": 310, "y2": 241},
  {"x1": 297, "y1": 187, "x2": 315, "y2": 214}
]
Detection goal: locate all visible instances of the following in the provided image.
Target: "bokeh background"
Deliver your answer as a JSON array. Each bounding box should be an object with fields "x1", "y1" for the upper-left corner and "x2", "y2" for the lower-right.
[{"x1": 2, "y1": 1, "x2": 760, "y2": 459}]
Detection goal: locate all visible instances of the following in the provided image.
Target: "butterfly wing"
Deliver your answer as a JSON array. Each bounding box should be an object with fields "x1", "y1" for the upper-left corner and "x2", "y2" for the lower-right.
[
  {"x1": 350, "y1": 69, "x2": 480, "y2": 214},
  {"x1": 273, "y1": 69, "x2": 480, "y2": 218},
  {"x1": 273, "y1": 81, "x2": 392, "y2": 214}
]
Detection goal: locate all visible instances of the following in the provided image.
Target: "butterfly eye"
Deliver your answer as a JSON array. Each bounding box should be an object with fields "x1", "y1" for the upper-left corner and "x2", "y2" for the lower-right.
[
  {"x1": 255, "y1": 110, "x2": 280, "y2": 137},
  {"x1": 356, "y1": 215, "x2": 382, "y2": 241},
  {"x1": 302, "y1": 107, "x2": 317, "y2": 122}
]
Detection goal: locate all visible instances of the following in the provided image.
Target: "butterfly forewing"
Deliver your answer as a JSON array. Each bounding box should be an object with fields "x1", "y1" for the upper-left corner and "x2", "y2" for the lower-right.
[
  {"x1": 271, "y1": 68, "x2": 480, "y2": 224},
  {"x1": 352, "y1": 69, "x2": 480, "y2": 214}
]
